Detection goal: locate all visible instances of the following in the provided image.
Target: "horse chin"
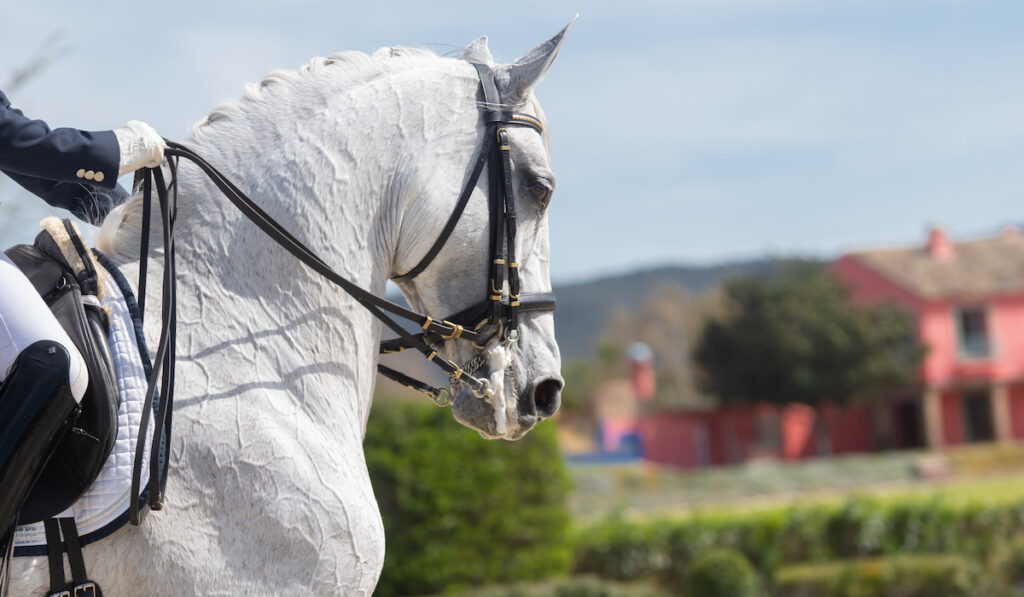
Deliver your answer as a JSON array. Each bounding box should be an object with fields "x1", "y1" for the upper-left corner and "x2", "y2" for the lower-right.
[{"x1": 450, "y1": 381, "x2": 537, "y2": 441}]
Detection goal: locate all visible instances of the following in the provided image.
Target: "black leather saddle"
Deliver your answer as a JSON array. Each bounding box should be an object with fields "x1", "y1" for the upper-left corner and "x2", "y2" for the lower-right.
[{"x1": 4, "y1": 218, "x2": 121, "y2": 523}]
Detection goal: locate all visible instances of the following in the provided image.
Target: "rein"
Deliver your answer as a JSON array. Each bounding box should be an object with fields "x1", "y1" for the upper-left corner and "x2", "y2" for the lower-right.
[{"x1": 126, "y1": 63, "x2": 556, "y2": 523}]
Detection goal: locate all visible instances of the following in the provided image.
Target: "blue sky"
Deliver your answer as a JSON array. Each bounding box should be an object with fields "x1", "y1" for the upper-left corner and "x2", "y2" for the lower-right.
[{"x1": 2, "y1": 1, "x2": 1023, "y2": 283}]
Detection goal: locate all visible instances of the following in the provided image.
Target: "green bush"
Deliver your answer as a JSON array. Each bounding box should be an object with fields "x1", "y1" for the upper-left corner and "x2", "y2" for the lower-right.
[
  {"x1": 773, "y1": 555, "x2": 1007, "y2": 597},
  {"x1": 993, "y1": 537, "x2": 1024, "y2": 588},
  {"x1": 365, "y1": 401, "x2": 572, "y2": 596},
  {"x1": 824, "y1": 498, "x2": 887, "y2": 558},
  {"x1": 572, "y1": 517, "x2": 668, "y2": 581},
  {"x1": 678, "y1": 548, "x2": 758, "y2": 597}
]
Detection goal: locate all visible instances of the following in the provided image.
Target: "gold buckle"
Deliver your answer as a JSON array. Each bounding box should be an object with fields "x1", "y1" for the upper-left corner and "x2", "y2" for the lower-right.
[
  {"x1": 74, "y1": 585, "x2": 97, "y2": 597},
  {"x1": 440, "y1": 321, "x2": 464, "y2": 340}
]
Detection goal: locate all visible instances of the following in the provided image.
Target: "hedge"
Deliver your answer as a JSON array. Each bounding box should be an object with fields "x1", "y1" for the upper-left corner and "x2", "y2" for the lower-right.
[
  {"x1": 773, "y1": 555, "x2": 1006, "y2": 597},
  {"x1": 573, "y1": 495, "x2": 1024, "y2": 584},
  {"x1": 365, "y1": 400, "x2": 573, "y2": 596}
]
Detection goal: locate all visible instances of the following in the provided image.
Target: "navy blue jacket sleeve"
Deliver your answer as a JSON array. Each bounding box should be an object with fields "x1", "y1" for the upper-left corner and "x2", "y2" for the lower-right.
[
  {"x1": 2, "y1": 171, "x2": 128, "y2": 225},
  {"x1": 0, "y1": 89, "x2": 125, "y2": 224}
]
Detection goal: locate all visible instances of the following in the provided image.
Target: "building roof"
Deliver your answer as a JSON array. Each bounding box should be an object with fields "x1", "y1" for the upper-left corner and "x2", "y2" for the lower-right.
[{"x1": 850, "y1": 228, "x2": 1024, "y2": 300}]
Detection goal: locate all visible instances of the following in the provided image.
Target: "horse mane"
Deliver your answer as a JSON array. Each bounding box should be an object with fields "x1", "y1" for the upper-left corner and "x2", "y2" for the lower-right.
[
  {"x1": 191, "y1": 46, "x2": 441, "y2": 138},
  {"x1": 96, "y1": 45, "x2": 447, "y2": 260}
]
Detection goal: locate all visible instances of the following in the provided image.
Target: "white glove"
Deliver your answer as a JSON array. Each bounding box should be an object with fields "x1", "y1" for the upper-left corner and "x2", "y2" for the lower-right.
[{"x1": 113, "y1": 120, "x2": 166, "y2": 176}]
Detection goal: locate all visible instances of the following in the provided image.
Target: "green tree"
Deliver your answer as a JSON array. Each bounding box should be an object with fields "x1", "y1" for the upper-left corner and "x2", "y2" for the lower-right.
[{"x1": 693, "y1": 262, "x2": 924, "y2": 408}]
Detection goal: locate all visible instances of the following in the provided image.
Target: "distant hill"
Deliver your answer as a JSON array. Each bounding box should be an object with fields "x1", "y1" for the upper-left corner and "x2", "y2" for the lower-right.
[{"x1": 552, "y1": 259, "x2": 796, "y2": 360}]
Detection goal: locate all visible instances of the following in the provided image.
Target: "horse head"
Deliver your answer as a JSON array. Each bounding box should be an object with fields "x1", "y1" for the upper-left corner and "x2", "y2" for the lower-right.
[{"x1": 391, "y1": 22, "x2": 572, "y2": 440}]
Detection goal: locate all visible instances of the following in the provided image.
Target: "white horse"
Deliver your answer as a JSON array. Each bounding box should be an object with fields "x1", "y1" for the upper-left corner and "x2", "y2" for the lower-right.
[{"x1": 11, "y1": 24, "x2": 569, "y2": 596}]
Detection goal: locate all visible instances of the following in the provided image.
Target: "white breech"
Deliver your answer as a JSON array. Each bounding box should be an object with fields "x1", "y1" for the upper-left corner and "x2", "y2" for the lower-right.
[{"x1": 0, "y1": 252, "x2": 87, "y2": 402}]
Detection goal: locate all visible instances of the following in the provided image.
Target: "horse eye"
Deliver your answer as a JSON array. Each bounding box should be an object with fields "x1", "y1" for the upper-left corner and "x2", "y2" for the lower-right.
[{"x1": 527, "y1": 181, "x2": 553, "y2": 206}]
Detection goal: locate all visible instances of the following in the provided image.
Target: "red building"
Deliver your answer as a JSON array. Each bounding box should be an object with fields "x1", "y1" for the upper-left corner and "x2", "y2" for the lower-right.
[
  {"x1": 834, "y1": 226, "x2": 1024, "y2": 448},
  {"x1": 636, "y1": 402, "x2": 874, "y2": 467},
  {"x1": 594, "y1": 226, "x2": 1024, "y2": 470}
]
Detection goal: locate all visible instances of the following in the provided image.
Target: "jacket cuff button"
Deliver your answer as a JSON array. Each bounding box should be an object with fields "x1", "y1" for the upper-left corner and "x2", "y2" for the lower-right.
[
  {"x1": 84, "y1": 170, "x2": 95, "y2": 180},
  {"x1": 94, "y1": 171, "x2": 105, "y2": 183},
  {"x1": 76, "y1": 169, "x2": 86, "y2": 179}
]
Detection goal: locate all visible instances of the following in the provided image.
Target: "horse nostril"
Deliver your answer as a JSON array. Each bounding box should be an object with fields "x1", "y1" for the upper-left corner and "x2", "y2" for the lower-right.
[{"x1": 532, "y1": 378, "x2": 562, "y2": 418}]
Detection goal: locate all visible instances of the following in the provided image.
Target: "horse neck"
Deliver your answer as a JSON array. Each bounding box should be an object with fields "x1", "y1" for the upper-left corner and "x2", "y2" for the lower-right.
[
  {"x1": 101, "y1": 58, "x2": 479, "y2": 438},
  {"x1": 154, "y1": 95, "x2": 404, "y2": 436}
]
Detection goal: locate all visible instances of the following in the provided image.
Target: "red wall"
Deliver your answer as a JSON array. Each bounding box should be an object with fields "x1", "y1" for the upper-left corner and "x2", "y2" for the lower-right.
[
  {"x1": 638, "y1": 402, "x2": 873, "y2": 470},
  {"x1": 941, "y1": 391, "x2": 963, "y2": 445},
  {"x1": 994, "y1": 299, "x2": 1024, "y2": 383},
  {"x1": 1009, "y1": 384, "x2": 1024, "y2": 440},
  {"x1": 637, "y1": 415, "x2": 701, "y2": 469},
  {"x1": 823, "y1": 402, "x2": 873, "y2": 453},
  {"x1": 835, "y1": 255, "x2": 1024, "y2": 390}
]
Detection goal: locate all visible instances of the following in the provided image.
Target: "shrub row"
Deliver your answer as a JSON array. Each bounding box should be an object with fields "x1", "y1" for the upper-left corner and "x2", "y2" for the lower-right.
[
  {"x1": 773, "y1": 555, "x2": 1007, "y2": 597},
  {"x1": 447, "y1": 576, "x2": 667, "y2": 597},
  {"x1": 573, "y1": 495, "x2": 1024, "y2": 584}
]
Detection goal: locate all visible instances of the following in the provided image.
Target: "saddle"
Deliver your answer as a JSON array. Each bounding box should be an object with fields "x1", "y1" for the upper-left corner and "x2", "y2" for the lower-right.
[{"x1": 4, "y1": 217, "x2": 121, "y2": 523}]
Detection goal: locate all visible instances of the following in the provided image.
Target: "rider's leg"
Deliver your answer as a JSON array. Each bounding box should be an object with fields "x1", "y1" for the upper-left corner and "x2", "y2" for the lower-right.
[
  {"x1": 0, "y1": 253, "x2": 88, "y2": 401},
  {"x1": 0, "y1": 253, "x2": 86, "y2": 534}
]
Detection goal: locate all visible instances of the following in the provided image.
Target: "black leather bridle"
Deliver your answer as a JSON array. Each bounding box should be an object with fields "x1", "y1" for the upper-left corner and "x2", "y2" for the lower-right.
[
  {"x1": 128, "y1": 62, "x2": 557, "y2": 521},
  {"x1": 380, "y1": 62, "x2": 558, "y2": 401}
]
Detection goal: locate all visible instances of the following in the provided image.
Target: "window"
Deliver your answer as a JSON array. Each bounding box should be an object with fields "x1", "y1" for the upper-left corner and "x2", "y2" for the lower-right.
[
  {"x1": 956, "y1": 306, "x2": 991, "y2": 359},
  {"x1": 963, "y1": 390, "x2": 995, "y2": 443}
]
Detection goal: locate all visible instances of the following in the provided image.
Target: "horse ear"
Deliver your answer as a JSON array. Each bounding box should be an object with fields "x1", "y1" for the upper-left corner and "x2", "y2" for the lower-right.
[
  {"x1": 494, "y1": 16, "x2": 577, "y2": 105},
  {"x1": 462, "y1": 36, "x2": 494, "y2": 66}
]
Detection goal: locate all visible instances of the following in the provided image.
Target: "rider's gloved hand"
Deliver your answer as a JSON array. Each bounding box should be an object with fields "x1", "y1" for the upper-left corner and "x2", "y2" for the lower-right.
[{"x1": 112, "y1": 120, "x2": 166, "y2": 176}]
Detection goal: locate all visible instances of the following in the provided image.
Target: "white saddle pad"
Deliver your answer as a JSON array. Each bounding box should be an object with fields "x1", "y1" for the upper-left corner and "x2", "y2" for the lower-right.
[{"x1": 14, "y1": 256, "x2": 155, "y2": 555}]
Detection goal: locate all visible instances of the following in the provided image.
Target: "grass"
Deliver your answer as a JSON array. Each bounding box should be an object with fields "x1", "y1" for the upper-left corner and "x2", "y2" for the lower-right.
[
  {"x1": 569, "y1": 442, "x2": 1024, "y2": 520},
  {"x1": 431, "y1": 576, "x2": 671, "y2": 597}
]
